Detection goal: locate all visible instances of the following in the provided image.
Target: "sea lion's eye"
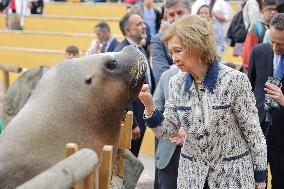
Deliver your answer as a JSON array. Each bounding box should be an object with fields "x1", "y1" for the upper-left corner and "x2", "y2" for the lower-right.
[{"x1": 106, "y1": 59, "x2": 117, "y2": 70}]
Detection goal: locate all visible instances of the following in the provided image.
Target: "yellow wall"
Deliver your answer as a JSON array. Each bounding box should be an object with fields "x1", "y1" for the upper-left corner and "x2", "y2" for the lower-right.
[
  {"x1": 0, "y1": 50, "x2": 64, "y2": 82},
  {"x1": 45, "y1": 3, "x2": 127, "y2": 17},
  {"x1": 140, "y1": 128, "x2": 155, "y2": 156},
  {"x1": 0, "y1": 32, "x2": 93, "y2": 52},
  {"x1": 23, "y1": 16, "x2": 122, "y2": 35},
  {"x1": 0, "y1": 50, "x2": 63, "y2": 68},
  {"x1": 0, "y1": 15, "x2": 5, "y2": 29}
]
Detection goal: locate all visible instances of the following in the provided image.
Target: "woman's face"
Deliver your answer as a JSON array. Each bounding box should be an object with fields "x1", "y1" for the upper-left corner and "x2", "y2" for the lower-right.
[
  {"x1": 168, "y1": 35, "x2": 201, "y2": 72},
  {"x1": 198, "y1": 7, "x2": 211, "y2": 21}
]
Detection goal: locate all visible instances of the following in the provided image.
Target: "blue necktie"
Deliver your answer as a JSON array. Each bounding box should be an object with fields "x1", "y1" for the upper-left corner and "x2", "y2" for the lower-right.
[{"x1": 274, "y1": 54, "x2": 284, "y2": 79}]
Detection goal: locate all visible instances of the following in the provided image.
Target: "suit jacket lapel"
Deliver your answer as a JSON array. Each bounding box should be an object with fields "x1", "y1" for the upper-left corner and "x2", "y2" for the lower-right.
[{"x1": 267, "y1": 47, "x2": 274, "y2": 77}]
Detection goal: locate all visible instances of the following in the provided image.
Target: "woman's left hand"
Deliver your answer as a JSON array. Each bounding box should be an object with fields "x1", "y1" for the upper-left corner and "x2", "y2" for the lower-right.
[
  {"x1": 255, "y1": 182, "x2": 266, "y2": 189},
  {"x1": 169, "y1": 127, "x2": 186, "y2": 145},
  {"x1": 264, "y1": 82, "x2": 284, "y2": 107}
]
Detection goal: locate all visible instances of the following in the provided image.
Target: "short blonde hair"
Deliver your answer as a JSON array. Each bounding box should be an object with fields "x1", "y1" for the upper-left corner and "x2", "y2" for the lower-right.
[{"x1": 161, "y1": 15, "x2": 217, "y2": 65}]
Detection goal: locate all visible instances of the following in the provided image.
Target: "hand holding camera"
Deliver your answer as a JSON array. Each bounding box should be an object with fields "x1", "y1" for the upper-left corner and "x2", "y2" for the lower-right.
[{"x1": 264, "y1": 77, "x2": 284, "y2": 111}]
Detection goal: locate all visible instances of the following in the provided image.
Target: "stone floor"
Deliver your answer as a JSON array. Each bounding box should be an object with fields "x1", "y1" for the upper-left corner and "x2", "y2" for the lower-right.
[{"x1": 136, "y1": 153, "x2": 155, "y2": 189}]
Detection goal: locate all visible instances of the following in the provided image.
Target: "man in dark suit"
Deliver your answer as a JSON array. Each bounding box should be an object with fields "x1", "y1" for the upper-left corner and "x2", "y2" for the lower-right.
[
  {"x1": 248, "y1": 13, "x2": 284, "y2": 189},
  {"x1": 86, "y1": 21, "x2": 120, "y2": 55},
  {"x1": 114, "y1": 13, "x2": 155, "y2": 157}
]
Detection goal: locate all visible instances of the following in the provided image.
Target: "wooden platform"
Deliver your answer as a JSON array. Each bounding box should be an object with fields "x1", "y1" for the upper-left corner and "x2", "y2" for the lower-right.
[
  {"x1": 0, "y1": 48, "x2": 63, "y2": 68},
  {"x1": 0, "y1": 14, "x2": 121, "y2": 34},
  {"x1": 0, "y1": 30, "x2": 94, "y2": 51}
]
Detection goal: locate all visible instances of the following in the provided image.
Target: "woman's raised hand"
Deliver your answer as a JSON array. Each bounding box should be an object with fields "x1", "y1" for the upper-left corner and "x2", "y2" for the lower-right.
[{"x1": 138, "y1": 84, "x2": 155, "y2": 115}]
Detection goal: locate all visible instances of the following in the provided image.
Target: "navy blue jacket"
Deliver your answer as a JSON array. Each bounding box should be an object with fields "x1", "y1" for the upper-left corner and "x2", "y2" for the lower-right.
[
  {"x1": 248, "y1": 43, "x2": 284, "y2": 149},
  {"x1": 105, "y1": 38, "x2": 120, "y2": 53}
]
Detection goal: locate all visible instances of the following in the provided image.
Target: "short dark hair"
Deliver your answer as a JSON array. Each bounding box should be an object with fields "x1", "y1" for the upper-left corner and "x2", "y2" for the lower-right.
[
  {"x1": 164, "y1": 0, "x2": 191, "y2": 9},
  {"x1": 95, "y1": 21, "x2": 110, "y2": 32},
  {"x1": 119, "y1": 13, "x2": 134, "y2": 36},
  {"x1": 262, "y1": 0, "x2": 277, "y2": 7},
  {"x1": 197, "y1": 4, "x2": 211, "y2": 16},
  {"x1": 65, "y1": 45, "x2": 79, "y2": 55},
  {"x1": 270, "y1": 13, "x2": 284, "y2": 30}
]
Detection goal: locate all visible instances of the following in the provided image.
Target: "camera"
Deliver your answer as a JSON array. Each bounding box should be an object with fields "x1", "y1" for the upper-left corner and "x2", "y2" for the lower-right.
[{"x1": 264, "y1": 77, "x2": 282, "y2": 112}]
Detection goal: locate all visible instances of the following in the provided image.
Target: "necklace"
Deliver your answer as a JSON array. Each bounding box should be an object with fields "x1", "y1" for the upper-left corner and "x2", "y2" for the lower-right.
[{"x1": 194, "y1": 79, "x2": 204, "y2": 87}]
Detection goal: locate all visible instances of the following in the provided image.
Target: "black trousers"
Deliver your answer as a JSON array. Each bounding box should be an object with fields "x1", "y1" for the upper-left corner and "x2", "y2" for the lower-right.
[
  {"x1": 130, "y1": 124, "x2": 146, "y2": 157},
  {"x1": 154, "y1": 146, "x2": 181, "y2": 189},
  {"x1": 268, "y1": 148, "x2": 284, "y2": 189}
]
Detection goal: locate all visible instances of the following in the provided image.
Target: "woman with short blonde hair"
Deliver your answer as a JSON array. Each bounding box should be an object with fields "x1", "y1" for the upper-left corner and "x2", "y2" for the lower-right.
[
  {"x1": 161, "y1": 14, "x2": 217, "y2": 65},
  {"x1": 139, "y1": 15, "x2": 267, "y2": 189}
]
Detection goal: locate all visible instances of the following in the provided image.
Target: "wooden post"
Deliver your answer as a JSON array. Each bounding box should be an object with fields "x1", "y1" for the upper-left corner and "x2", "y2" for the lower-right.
[
  {"x1": 99, "y1": 145, "x2": 113, "y2": 189},
  {"x1": 83, "y1": 173, "x2": 95, "y2": 189},
  {"x1": 93, "y1": 167, "x2": 99, "y2": 189},
  {"x1": 0, "y1": 64, "x2": 23, "y2": 93},
  {"x1": 66, "y1": 143, "x2": 78, "y2": 157},
  {"x1": 65, "y1": 143, "x2": 84, "y2": 189},
  {"x1": 2, "y1": 70, "x2": 9, "y2": 93},
  {"x1": 115, "y1": 111, "x2": 133, "y2": 177},
  {"x1": 119, "y1": 111, "x2": 133, "y2": 149},
  {"x1": 65, "y1": 143, "x2": 97, "y2": 189}
]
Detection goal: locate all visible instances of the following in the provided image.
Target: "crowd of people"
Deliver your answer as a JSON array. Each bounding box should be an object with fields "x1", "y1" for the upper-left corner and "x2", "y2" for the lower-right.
[
  {"x1": 1, "y1": 0, "x2": 284, "y2": 188},
  {"x1": 0, "y1": 0, "x2": 44, "y2": 15},
  {"x1": 100, "y1": 0, "x2": 283, "y2": 188},
  {"x1": 59, "y1": 0, "x2": 284, "y2": 188}
]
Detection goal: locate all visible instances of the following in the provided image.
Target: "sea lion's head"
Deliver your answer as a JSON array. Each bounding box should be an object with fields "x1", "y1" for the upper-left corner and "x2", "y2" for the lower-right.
[
  {"x1": 80, "y1": 45, "x2": 147, "y2": 106},
  {"x1": 0, "y1": 46, "x2": 147, "y2": 188}
]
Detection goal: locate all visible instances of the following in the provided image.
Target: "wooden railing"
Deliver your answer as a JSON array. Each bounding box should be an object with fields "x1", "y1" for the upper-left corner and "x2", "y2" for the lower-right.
[
  {"x1": 0, "y1": 64, "x2": 24, "y2": 93},
  {"x1": 16, "y1": 148, "x2": 99, "y2": 189},
  {"x1": 15, "y1": 111, "x2": 133, "y2": 189}
]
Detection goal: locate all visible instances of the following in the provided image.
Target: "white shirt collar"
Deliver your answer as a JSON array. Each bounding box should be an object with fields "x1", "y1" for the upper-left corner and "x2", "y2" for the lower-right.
[{"x1": 126, "y1": 37, "x2": 141, "y2": 48}]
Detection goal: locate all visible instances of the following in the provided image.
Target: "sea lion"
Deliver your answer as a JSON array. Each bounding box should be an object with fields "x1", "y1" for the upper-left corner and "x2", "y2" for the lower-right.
[{"x1": 0, "y1": 45, "x2": 147, "y2": 189}]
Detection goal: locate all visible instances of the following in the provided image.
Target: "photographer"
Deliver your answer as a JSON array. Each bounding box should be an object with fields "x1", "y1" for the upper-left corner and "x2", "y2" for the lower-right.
[{"x1": 248, "y1": 13, "x2": 284, "y2": 189}]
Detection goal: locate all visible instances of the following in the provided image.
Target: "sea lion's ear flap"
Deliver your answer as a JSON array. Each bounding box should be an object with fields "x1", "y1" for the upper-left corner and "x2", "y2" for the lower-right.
[{"x1": 85, "y1": 74, "x2": 95, "y2": 85}]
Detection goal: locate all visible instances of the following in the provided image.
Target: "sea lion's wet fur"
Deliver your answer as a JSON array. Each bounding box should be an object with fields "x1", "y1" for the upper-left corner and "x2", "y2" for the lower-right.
[{"x1": 0, "y1": 46, "x2": 146, "y2": 189}]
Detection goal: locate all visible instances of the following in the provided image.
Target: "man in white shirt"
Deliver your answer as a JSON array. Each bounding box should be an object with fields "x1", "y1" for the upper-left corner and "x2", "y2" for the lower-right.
[{"x1": 86, "y1": 21, "x2": 120, "y2": 56}]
